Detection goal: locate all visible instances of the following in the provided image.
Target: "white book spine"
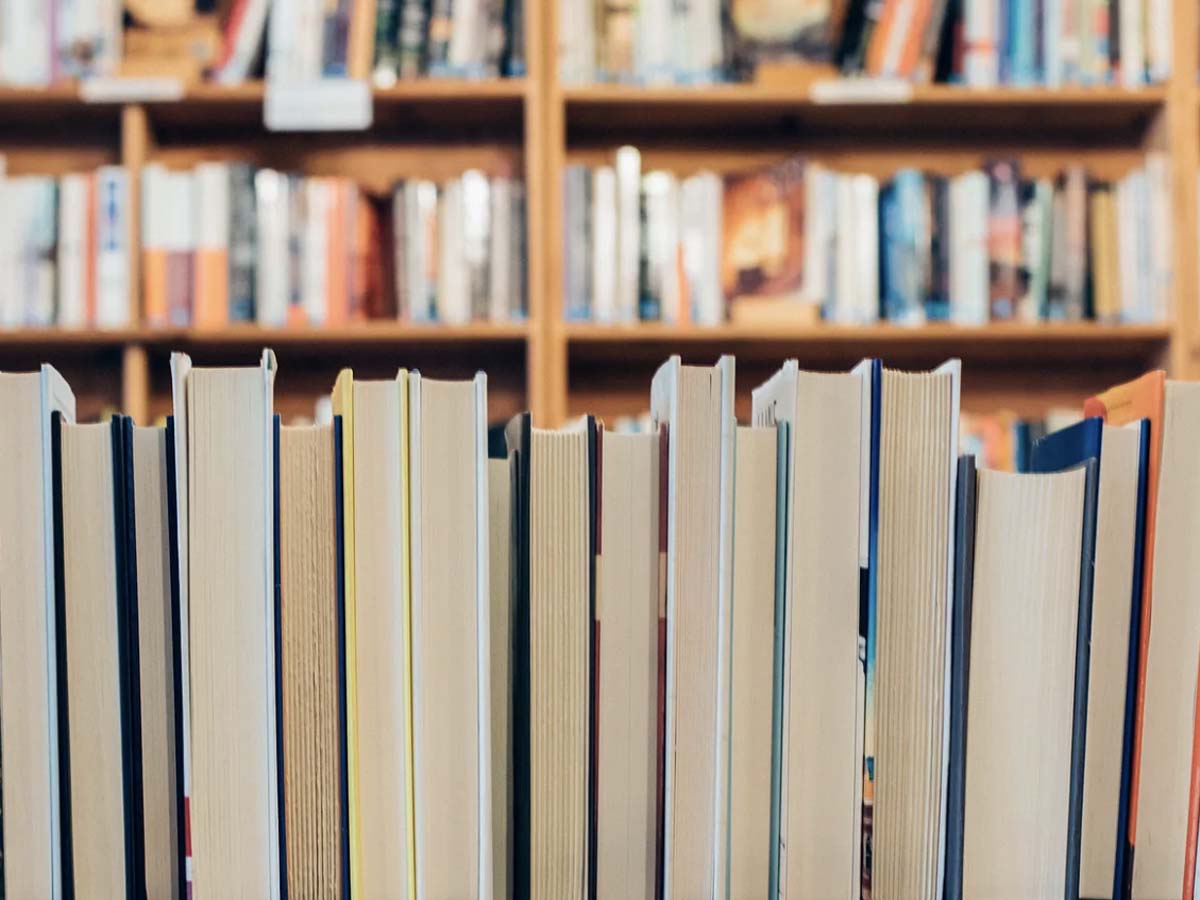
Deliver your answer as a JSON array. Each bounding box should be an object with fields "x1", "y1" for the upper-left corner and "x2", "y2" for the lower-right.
[
  {"x1": 94, "y1": 166, "x2": 130, "y2": 329},
  {"x1": 660, "y1": 173, "x2": 681, "y2": 324},
  {"x1": 1148, "y1": 0, "x2": 1171, "y2": 81},
  {"x1": 834, "y1": 175, "x2": 858, "y2": 323},
  {"x1": 1146, "y1": 154, "x2": 1172, "y2": 322},
  {"x1": 26, "y1": 179, "x2": 57, "y2": 328},
  {"x1": 701, "y1": 174, "x2": 724, "y2": 325},
  {"x1": 302, "y1": 179, "x2": 330, "y2": 326},
  {"x1": 0, "y1": 175, "x2": 14, "y2": 328},
  {"x1": 963, "y1": 0, "x2": 998, "y2": 86},
  {"x1": 591, "y1": 166, "x2": 618, "y2": 324},
  {"x1": 439, "y1": 179, "x2": 469, "y2": 324},
  {"x1": 57, "y1": 174, "x2": 88, "y2": 328},
  {"x1": 853, "y1": 175, "x2": 880, "y2": 324},
  {"x1": 950, "y1": 172, "x2": 989, "y2": 325},
  {"x1": 1118, "y1": 0, "x2": 1144, "y2": 85},
  {"x1": 194, "y1": 163, "x2": 231, "y2": 254},
  {"x1": 254, "y1": 169, "x2": 290, "y2": 327},
  {"x1": 615, "y1": 146, "x2": 641, "y2": 323},
  {"x1": 637, "y1": 0, "x2": 673, "y2": 83},
  {"x1": 488, "y1": 177, "x2": 513, "y2": 322}
]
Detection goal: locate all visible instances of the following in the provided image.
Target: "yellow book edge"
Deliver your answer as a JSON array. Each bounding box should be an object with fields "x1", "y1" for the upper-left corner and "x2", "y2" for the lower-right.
[{"x1": 331, "y1": 369, "x2": 362, "y2": 899}]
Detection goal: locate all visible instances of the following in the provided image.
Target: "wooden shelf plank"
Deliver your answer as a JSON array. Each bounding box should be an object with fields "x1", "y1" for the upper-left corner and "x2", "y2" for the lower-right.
[
  {"x1": 562, "y1": 83, "x2": 1167, "y2": 142},
  {"x1": 562, "y1": 321, "x2": 1171, "y2": 364}
]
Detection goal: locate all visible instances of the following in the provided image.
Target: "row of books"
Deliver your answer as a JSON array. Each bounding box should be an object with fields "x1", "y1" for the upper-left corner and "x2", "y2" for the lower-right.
[
  {"x1": 255, "y1": 0, "x2": 525, "y2": 85},
  {"x1": 563, "y1": 150, "x2": 1171, "y2": 326},
  {"x1": 0, "y1": 0, "x2": 526, "y2": 87},
  {"x1": 558, "y1": 0, "x2": 1169, "y2": 86},
  {"x1": 0, "y1": 165, "x2": 132, "y2": 329},
  {"x1": 3, "y1": 352, "x2": 1200, "y2": 898},
  {"x1": 142, "y1": 162, "x2": 526, "y2": 327}
]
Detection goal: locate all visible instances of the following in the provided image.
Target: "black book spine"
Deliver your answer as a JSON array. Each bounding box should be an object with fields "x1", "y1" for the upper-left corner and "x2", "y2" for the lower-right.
[
  {"x1": 50, "y1": 410, "x2": 75, "y2": 900},
  {"x1": 164, "y1": 418, "x2": 187, "y2": 899},
  {"x1": 333, "y1": 417, "x2": 351, "y2": 900},
  {"x1": 944, "y1": 453, "x2": 977, "y2": 900},
  {"x1": 272, "y1": 415, "x2": 288, "y2": 899}
]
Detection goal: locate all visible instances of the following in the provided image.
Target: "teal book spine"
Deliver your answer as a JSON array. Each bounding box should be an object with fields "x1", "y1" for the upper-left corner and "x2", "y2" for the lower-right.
[{"x1": 767, "y1": 422, "x2": 790, "y2": 898}]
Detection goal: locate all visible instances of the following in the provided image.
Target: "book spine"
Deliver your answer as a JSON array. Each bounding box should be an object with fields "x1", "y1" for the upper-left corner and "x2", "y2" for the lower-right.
[
  {"x1": 397, "y1": 0, "x2": 428, "y2": 77},
  {"x1": 1063, "y1": 165, "x2": 1087, "y2": 320},
  {"x1": 302, "y1": 178, "x2": 331, "y2": 326},
  {"x1": 615, "y1": 146, "x2": 641, "y2": 324},
  {"x1": 193, "y1": 163, "x2": 231, "y2": 330},
  {"x1": 963, "y1": 0, "x2": 998, "y2": 85},
  {"x1": 141, "y1": 165, "x2": 169, "y2": 329},
  {"x1": 488, "y1": 176, "x2": 513, "y2": 322},
  {"x1": 57, "y1": 174, "x2": 88, "y2": 328},
  {"x1": 166, "y1": 171, "x2": 196, "y2": 329},
  {"x1": 427, "y1": 0, "x2": 455, "y2": 74},
  {"x1": 228, "y1": 165, "x2": 257, "y2": 324},
  {"x1": 372, "y1": 0, "x2": 403, "y2": 83},
  {"x1": 95, "y1": 166, "x2": 130, "y2": 328},
  {"x1": 986, "y1": 160, "x2": 1022, "y2": 321},
  {"x1": 461, "y1": 169, "x2": 491, "y2": 320},
  {"x1": 506, "y1": 0, "x2": 525, "y2": 75},
  {"x1": 927, "y1": 175, "x2": 952, "y2": 321}
]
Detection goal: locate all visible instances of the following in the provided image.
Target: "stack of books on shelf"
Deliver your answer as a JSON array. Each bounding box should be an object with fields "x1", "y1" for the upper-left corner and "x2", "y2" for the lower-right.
[
  {"x1": 141, "y1": 162, "x2": 526, "y2": 328},
  {"x1": 6, "y1": 351, "x2": 1200, "y2": 899},
  {"x1": 564, "y1": 150, "x2": 1171, "y2": 327},
  {"x1": 0, "y1": 164, "x2": 131, "y2": 329},
  {"x1": 559, "y1": 0, "x2": 1168, "y2": 86}
]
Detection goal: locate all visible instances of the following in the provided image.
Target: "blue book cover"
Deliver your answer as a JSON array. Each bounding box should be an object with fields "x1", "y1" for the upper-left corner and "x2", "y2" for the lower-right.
[
  {"x1": 1011, "y1": 0, "x2": 1038, "y2": 83},
  {"x1": 1032, "y1": 416, "x2": 1149, "y2": 900},
  {"x1": 880, "y1": 171, "x2": 925, "y2": 325}
]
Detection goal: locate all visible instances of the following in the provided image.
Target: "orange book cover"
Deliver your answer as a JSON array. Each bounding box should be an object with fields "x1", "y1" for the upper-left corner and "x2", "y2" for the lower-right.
[
  {"x1": 143, "y1": 248, "x2": 169, "y2": 328},
  {"x1": 898, "y1": 0, "x2": 934, "y2": 76},
  {"x1": 1083, "y1": 370, "x2": 1165, "y2": 890},
  {"x1": 864, "y1": 0, "x2": 902, "y2": 75},
  {"x1": 193, "y1": 248, "x2": 229, "y2": 329},
  {"x1": 327, "y1": 180, "x2": 350, "y2": 326}
]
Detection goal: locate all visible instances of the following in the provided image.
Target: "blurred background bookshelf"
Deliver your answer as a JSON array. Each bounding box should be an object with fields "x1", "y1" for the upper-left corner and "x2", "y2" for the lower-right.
[{"x1": 0, "y1": 0, "x2": 1195, "y2": 429}]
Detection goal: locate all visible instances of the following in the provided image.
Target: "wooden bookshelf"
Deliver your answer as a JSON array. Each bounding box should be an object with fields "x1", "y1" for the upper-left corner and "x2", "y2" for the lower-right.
[{"x1": 0, "y1": 0, "x2": 1197, "y2": 430}]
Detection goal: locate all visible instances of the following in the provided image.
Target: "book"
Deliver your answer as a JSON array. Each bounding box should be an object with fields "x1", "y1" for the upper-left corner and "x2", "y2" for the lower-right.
[
  {"x1": 57, "y1": 416, "x2": 145, "y2": 897},
  {"x1": 959, "y1": 462, "x2": 1097, "y2": 897},
  {"x1": 0, "y1": 365, "x2": 75, "y2": 899},
  {"x1": 174, "y1": 350, "x2": 281, "y2": 898},
  {"x1": 131, "y1": 424, "x2": 183, "y2": 900},
  {"x1": 95, "y1": 165, "x2": 130, "y2": 328},
  {"x1": 728, "y1": 425, "x2": 778, "y2": 899},
  {"x1": 650, "y1": 355, "x2": 736, "y2": 898},
  {"x1": 1032, "y1": 416, "x2": 1150, "y2": 899},
  {"x1": 865, "y1": 360, "x2": 960, "y2": 898},
  {"x1": 728, "y1": 0, "x2": 840, "y2": 69},
  {"x1": 752, "y1": 360, "x2": 867, "y2": 900},
  {"x1": 505, "y1": 412, "x2": 596, "y2": 899},
  {"x1": 330, "y1": 369, "x2": 414, "y2": 900},
  {"x1": 488, "y1": 456, "x2": 514, "y2": 899},
  {"x1": 595, "y1": 429, "x2": 659, "y2": 900},
  {"x1": 1084, "y1": 370, "x2": 1164, "y2": 895},
  {"x1": 721, "y1": 156, "x2": 806, "y2": 307},
  {"x1": 410, "y1": 372, "x2": 491, "y2": 898},
  {"x1": 278, "y1": 422, "x2": 347, "y2": 898}
]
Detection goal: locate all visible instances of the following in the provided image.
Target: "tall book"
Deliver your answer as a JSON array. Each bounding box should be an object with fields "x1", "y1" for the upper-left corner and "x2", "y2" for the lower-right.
[
  {"x1": 175, "y1": 351, "x2": 281, "y2": 899},
  {"x1": 728, "y1": 425, "x2": 778, "y2": 899},
  {"x1": 754, "y1": 360, "x2": 868, "y2": 899},
  {"x1": 1032, "y1": 417, "x2": 1150, "y2": 899},
  {"x1": 278, "y1": 423, "x2": 348, "y2": 898},
  {"x1": 410, "y1": 372, "x2": 492, "y2": 898},
  {"x1": 57, "y1": 416, "x2": 145, "y2": 898},
  {"x1": 330, "y1": 369, "x2": 415, "y2": 900},
  {"x1": 650, "y1": 355, "x2": 736, "y2": 898},
  {"x1": 95, "y1": 165, "x2": 130, "y2": 328},
  {"x1": 1084, "y1": 371, "x2": 1164, "y2": 897},
  {"x1": 865, "y1": 360, "x2": 960, "y2": 898},
  {"x1": 131, "y1": 424, "x2": 183, "y2": 900},
  {"x1": 595, "y1": 429, "x2": 660, "y2": 900},
  {"x1": 0, "y1": 365, "x2": 75, "y2": 899},
  {"x1": 958, "y1": 463, "x2": 1098, "y2": 897},
  {"x1": 488, "y1": 456, "x2": 515, "y2": 899},
  {"x1": 506, "y1": 412, "x2": 596, "y2": 900}
]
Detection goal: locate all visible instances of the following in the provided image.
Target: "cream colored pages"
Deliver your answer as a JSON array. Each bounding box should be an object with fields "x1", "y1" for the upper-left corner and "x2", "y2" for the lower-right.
[
  {"x1": 187, "y1": 366, "x2": 274, "y2": 898},
  {"x1": 1079, "y1": 424, "x2": 1139, "y2": 898},
  {"x1": 649, "y1": 357, "x2": 730, "y2": 900},
  {"x1": 0, "y1": 369, "x2": 73, "y2": 899},
  {"x1": 413, "y1": 377, "x2": 480, "y2": 900},
  {"x1": 488, "y1": 457, "x2": 514, "y2": 900},
  {"x1": 530, "y1": 426, "x2": 590, "y2": 900},
  {"x1": 1134, "y1": 382, "x2": 1200, "y2": 899},
  {"x1": 874, "y1": 366, "x2": 956, "y2": 900},
  {"x1": 279, "y1": 425, "x2": 341, "y2": 899},
  {"x1": 352, "y1": 380, "x2": 409, "y2": 900},
  {"x1": 597, "y1": 431, "x2": 659, "y2": 900},
  {"x1": 132, "y1": 425, "x2": 180, "y2": 900},
  {"x1": 62, "y1": 423, "x2": 127, "y2": 896},
  {"x1": 963, "y1": 467, "x2": 1085, "y2": 899},
  {"x1": 729, "y1": 426, "x2": 776, "y2": 900}
]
